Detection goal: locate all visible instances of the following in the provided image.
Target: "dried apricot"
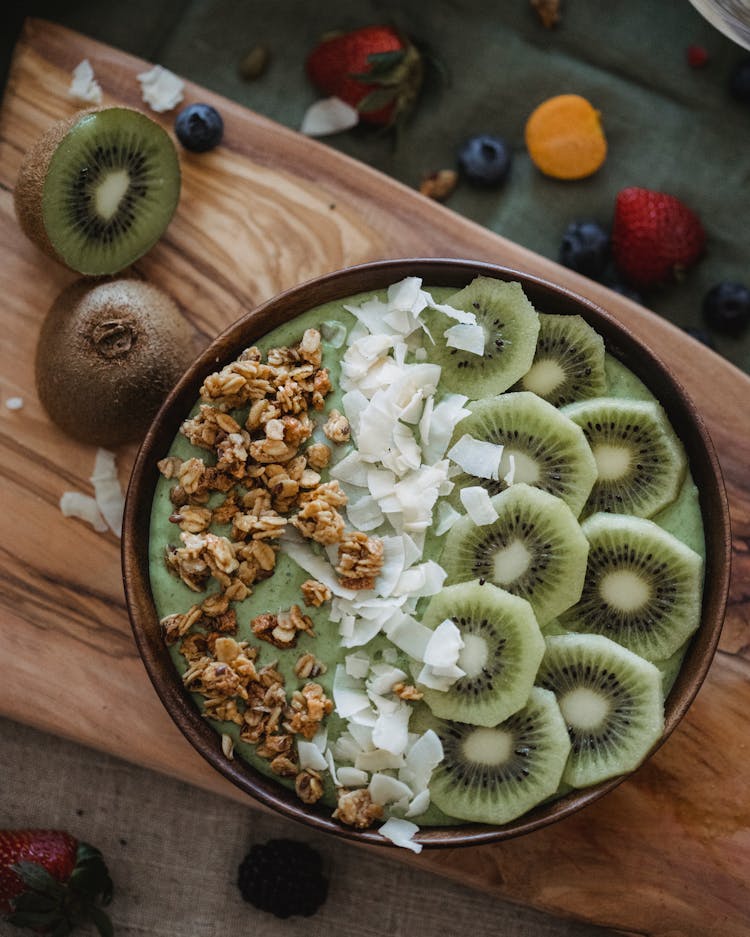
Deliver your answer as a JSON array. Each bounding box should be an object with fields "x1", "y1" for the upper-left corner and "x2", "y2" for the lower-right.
[{"x1": 525, "y1": 94, "x2": 607, "y2": 180}]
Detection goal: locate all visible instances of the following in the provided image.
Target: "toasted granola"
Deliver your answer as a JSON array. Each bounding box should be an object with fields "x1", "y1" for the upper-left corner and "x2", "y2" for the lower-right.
[
  {"x1": 336, "y1": 532, "x2": 384, "y2": 590},
  {"x1": 285, "y1": 683, "x2": 333, "y2": 740},
  {"x1": 294, "y1": 652, "x2": 327, "y2": 680},
  {"x1": 295, "y1": 769, "x2": 325, "y2": 804},
  {"x1": 393, "y1": 682, "x2": 424, "y2": 701},
  {"x1": 300, "y1": 579, "x2": 332, "y2": 608},
  {"x1": 305, "y1": 442, "x2": 331, "y2": 470},
  {"x1": 333, "y1": 789, "x2": 383, "y2": 829},
  {"x1": 322, "y1": 408, "x2": 351, "y2": 443},
  {"x1": 292, "y1": 499, "x2": 345, "y2": 545}
]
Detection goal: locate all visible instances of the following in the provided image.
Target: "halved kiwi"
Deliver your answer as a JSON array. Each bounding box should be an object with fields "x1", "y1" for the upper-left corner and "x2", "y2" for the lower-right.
[
  {"x1": 564, "y1": 398, "x2": 687, "y2": 518},
  {"x1": 517, "y1": 313, "x2": 607, "y2": 407},
  {"x1": 14, "y1": 107, "x2": 180, "y2": 275},
  {"x1": 423, "y1": 277, "x2": 540, "y2": 398},
  {"x1": 536, "y1": 633, "x2": 664, "y2": 788},
  {"x1": 559, "y1": 513, "x2": 703, "y2": 661},
  {"x1": 35, "y1": 277, "x2": 197, "y2": 446},
  {"x1": 441, "y1": 483, "x2": 589, "y2": 624},
  {"x1": 421, "y1": 688, "x2": 571, "y2": 825},
  {"x1": 417, "y1": 581, "x2": 545, "y2": 727},
  {"x1": 448, "y1": 392, "x2": 597, "y2": 516}
]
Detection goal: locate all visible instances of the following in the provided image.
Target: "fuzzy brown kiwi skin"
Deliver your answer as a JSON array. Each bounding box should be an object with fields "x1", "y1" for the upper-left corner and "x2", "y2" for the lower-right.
[{"x1": 35, "y1": 277, "x2": 198, "y2": 447}]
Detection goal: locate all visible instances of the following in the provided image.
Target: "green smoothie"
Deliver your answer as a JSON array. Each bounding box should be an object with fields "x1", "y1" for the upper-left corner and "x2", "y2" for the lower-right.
[{"x1": 149, "y1": 285, "x2": 705, "y2": 827}]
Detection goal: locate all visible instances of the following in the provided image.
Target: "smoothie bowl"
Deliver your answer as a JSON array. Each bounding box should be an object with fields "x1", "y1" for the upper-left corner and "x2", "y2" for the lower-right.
[{"x1": 123, "y1": 259, "x2": 730, "y2": 850}]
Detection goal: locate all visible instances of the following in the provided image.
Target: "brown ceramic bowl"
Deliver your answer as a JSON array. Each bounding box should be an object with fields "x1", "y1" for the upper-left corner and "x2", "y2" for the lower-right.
[{"x1": 123, "y1": 258, "x2": 730, "y2": 849}]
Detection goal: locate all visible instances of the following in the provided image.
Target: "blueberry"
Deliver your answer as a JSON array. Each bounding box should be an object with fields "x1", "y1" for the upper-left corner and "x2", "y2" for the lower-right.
[
  {"x1": 702, "y1": 281, "x2": 750, "y2": 335},
  {"x1": 683, "y1": 326, "x2": 716, "y2": 349},
  {"x1": 729, "y1": 58, "x2": 750, "y2": 104},
  {"x1": 559, "y1": 221, "x2": 610, "y2": 279},
  {"x1": 457, "y1": 135, "x2": 511, "y2": 186},
  {"x1": 175, "y1": 103, "x2": 224, "y2": 152}
]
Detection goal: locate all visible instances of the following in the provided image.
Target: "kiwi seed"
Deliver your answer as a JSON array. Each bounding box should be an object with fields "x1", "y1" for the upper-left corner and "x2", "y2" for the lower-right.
[{"x1": 35, "y1": 277, "x2": 197, "y2": 446}]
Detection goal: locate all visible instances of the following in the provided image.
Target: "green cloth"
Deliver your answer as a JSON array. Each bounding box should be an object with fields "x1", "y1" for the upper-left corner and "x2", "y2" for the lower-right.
[{"x1": 9, "y1": 0, "x2": 750, "y2": 375}]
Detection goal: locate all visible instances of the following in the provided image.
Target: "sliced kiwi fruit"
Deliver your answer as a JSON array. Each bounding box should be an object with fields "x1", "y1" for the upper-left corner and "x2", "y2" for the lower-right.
[
  {"x1": 517, "y1": 313, "x2": 607, "y2": 407},
  {"x1": 15, "y1": 107, "x2": 180, "y2": 275},
  {"x1": 441, "y1": 483, "x2": 589, "y2": 624},
  {"x1": 559, "y1": 513, "x2": 703, "y2": 662},
  {"x1": 423, "y1": 277, "x2": 540, "y2": 398},
  {"x1": 536, "y1": 633, "x2": 664, "y2": 788},
  {"x1": 655, "y1": 641, "x2": 690, "y2": 699},
  {"x1": 421, "y1": 688, "x2": 571, "y2": 825},
  {"x1": 564, "y1": 398, "x2": 687, "y2": 518},
  {"x1": 417, "y1": 581, "x2": 545, "y2": 727},
  {"x1": 36, "y1": 277, "x2": 197, "y2": 446},
  {"x1": 448, "y1": 392, "x2": 597, "y2": 516}
]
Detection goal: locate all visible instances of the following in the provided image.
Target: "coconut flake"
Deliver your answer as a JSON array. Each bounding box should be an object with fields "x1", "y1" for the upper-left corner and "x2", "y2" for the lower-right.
[
  {"x1": 60, "y1": 492, "x2": 108, "y2": 532},
  {"x1": 333, "y1": 666, "x2": 372, "y2": 718},
  {"x1": 137, "y1": 65, "x2": 184, "y2": 112},
  {"x1": 312, "y1": 725, "x2": 328, "y2": 752},
  {"x1": 503, "y1": 453, "x2": 517, "y2": 486},
  {"x1": 372, "y1": 703, "x2": 411, "y2": 756},
  {"x1": 444, "y1": 322, "x2": 486, "y2": 356},
  {"x1": 321, "y1": 319, "x2": 348, "y2": 348},
  {"x1": 423, "y1": 619, "x2": 464, "y2": 669},
  {"x1": 368, "y1": 773, "x2": 413, "y2": 806},
  {"x1": 354, "y1": 749, "x2": 404, "y2": 772},
  {"x1": 329, "y1": 449, "x2": 368, "y2": 487},
  {"x1": 91, "y1": 448, "x2": 124, "y2": 537},
  {"x1": 345, "y1": 651, "x2": 371, "y2": 679},
  {"x1": 421, "y1": 395, "x2": 471, "y2": 464},
  {"x1": 324, "y1": 748, "x2": 339, "y2": 786},
  {"x1": 4, "y1": 397, "x2": 23, "y2": 411},
  {"x1": 435, "y1": 501, "x2": 461, "y2": 536},
  {"x1": 460, "y1": 486, "x2": 499, "y2": 525},
  {"x1": 385, "y1": 614, "x2": 433, "y2": 660},
  {"x1": 403, "y1": 729, "x2": 444, "y2": 792},
  {"x1": 405, "y1": 788, "x2": 431, "y2": 817},
  {"x1": 297, "y1": 740, "x2": 328, "y2": 771},
  {"x1": 367, "y1": 664, "x2": 407, "y2": 696},
  {"x1": 346, "y1": 494, "x2": 384, "y2": 532},
  {"x1": 416, "y1": 662, "x2": 464, "y2": 691},
  {"x1": 378, "y1": 817, "x2": 422, "y2": 853},
  {"x1": 429, "y1": 299, "x2": 478, "y2": 325},
  {"x1": 300, "y1": 96, "x2": 359, "y2": 136},
  {"x1": 282, "y1": 540, "x2": 356, "y2": 599},
  {"x1": 69, "y1": 59, "x2": 102, "y2": 104},
  {"x1": 447, "y1": 434, "x2": 504, "y2": 480},
  {"x1": 341, "y1": 615, "x2": 385, "y2": 649},
  {"x1": 337, "y1": 766, "x2": 369, "y2": 787}
]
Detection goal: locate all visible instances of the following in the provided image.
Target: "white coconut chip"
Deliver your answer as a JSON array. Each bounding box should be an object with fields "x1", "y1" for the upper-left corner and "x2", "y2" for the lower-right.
[
  {"x1": 345, "y1": 651, "x2": 371, "y2": 679},
  {"x1": 297, "y1": 740, "x2": 329, "y2": 772},
  {"x1": 435, "y1": 501, "x2": 461, "y2": 536},
  {"x1": 378, "y1": 817, "x2": 422, "y2": 853},
  {"x1": 447, "y1": 434, "x2": 504, "y2": 480},
  {"x1": 444, "y1": 322, "x2": 486, "y2": 356},
  {"x1": 385, "y1": 614, "x2": 433, "y2": 660},
  {"x1": 347, "y1": 722, "x2": 374, "y2": 752},
  {"x1": 137, "y1": 65, "x2": 184, "y2": 112},
  {"x1": 388, "y1": 277, "x2": 427, "y2": 314},
  {"x1": 329, "y1": 449, "x2": 368, "y2": 487},
  {"x1": 405, "y1": 789, "x2": 431, "y2": 818},
  {"x1": 423, "y1": 619, "x2": 464, "y2": 669},
  {"x1": 69, "y1": 59, "x2": 102, "y2": 104},
  {"x1": 346, "y1": 494, "x2": 384, "y2": 532},
  {"x1": 416, "y1": 662, "x2": 464, "y2": 692},
  {"x1": 421, "y1": 395, "x2": 471, "y2": 464},
  {"x1": 4, "y1": 397, "x2": 24, "y2": 411},
  {"x1": 337, "y1": 766, "x2": 369, "y2": 787},
  {"x1": 503, "y1": 453, "x2": 517, "y2": 486},
  {"x1": 341, "y1": 615, "x2": 385, "y2": 649},
  {"x1": 91, "y1": 448, "x2": 125, "y2": 537},
  {"x1": 312, "y1": 725, "x2": 328, "y2": 752},
  {"x1": 402, "y1": 729, "x2": 444, "y2": 793},
  {"x1": 368, "y1": 773, "x2": 413, "y2": 806},
  {"x1": 59, "y1": 492, "x2": 107, "y2": 532},
  {"x1": 300, "y1": 96, "x2": 359, "y2": 136},
  {"x1": 321, "y1": 319, "x2": 348, "y2": 348},
  {"x1": 460, "y1": 486, "x2": 499, "y2": 526},
  {"x1": 281, "y1": 540, "x2": 357, "y2": 599},
  {"x1": 354, "y1": 749, "x2": 404, "y2": 772},
  {"x1": 324, "y1": 748, "x2": 339, "y2": 786},
  {"x1": 333, "y1": 666, "x2": 371, "y2": 718},
  {"x1": 367, "y1": 664, "x2": 407, "y2": 696},
  {"x1": 333, "y1": 734, "x2": 363, "y2": 763},
  {"x1": 428, "y1": 298, "x2": 478, "y2": 325}
]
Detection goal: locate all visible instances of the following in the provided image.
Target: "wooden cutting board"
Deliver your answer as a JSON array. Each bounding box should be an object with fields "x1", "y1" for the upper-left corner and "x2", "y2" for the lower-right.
[{"x1": 1, "y1": 20, "x2": 749, "y2": 937}]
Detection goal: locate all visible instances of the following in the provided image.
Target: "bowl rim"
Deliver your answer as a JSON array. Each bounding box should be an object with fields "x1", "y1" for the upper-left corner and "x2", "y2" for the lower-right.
[{"x1": 122, "y1": 257, "x2": 731, "y2": 849}]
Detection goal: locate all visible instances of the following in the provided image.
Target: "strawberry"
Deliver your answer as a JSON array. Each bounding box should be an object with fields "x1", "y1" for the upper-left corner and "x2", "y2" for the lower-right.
[
  {"x1": 612, "y1": 187, "x2": 706, "y2": 288},
  {"x1": 305, "y1": 25, "x2": 423, "y2": 127},
  {"x1": 0, "y1": 830, "x2": 113, "y2": 936}
]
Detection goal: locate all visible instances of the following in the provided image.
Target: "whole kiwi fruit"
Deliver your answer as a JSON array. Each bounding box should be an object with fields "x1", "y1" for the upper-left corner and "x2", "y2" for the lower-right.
[{"x1": 36, "y1": 277, "x2": 197, "y2": 446}]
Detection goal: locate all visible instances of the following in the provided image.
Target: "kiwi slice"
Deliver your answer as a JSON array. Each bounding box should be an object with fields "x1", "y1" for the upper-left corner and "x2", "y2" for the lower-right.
[
  {"x1": 422, "y1": 688, "x2": 570, "y2": 825},
  {"x1": 448, "y1": 392, "x2": 597, "y2": 516},
  {"x1": 423, "y1": 277, "x2": 540, "y2": 398},
  {"x1": 417, "y1": 582, "x2": 545, "y2": 727},
  {"x1": 536, "y1": 633, "x2": 664, "y2": 787},
  {"x1": 559, "y1": 513, "x2": 703, "y2": 661},
  {"x1": 35, "y1": 277, "x2": 196, "y2": 446},
  {"x1": 655, "y1": 642, "x2": 690, "y2": 699},
  {"x1": 517, "y1": 313, "x2": 607, "y2": 407},
  {"x1": 564, "y1": 398, "x2": 687, "y2": 518},
  {"x1": 441, "y1": 483, "x2": 589, "y2": 624},
  {"x1": 14, "y1": 107, "x2": 180, "y2": 275}
]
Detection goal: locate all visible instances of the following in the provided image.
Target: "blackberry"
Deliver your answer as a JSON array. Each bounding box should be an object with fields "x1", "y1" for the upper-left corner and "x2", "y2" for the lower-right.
[
  {"x1": 237, "y1": 839, "x2": 329, "y2": 918},
  {"x1": 457, "y1": 135, "x2": 512, "y2": 186},
  {"x1": 702, "y1": 281, "x2": 750, "y2": 335},
  {"x1": 175, "y1": 103, "x2": 224, "y2": 152},
  {"x1": 559, "y1": 221, "x2": 610, "y2": 279}
]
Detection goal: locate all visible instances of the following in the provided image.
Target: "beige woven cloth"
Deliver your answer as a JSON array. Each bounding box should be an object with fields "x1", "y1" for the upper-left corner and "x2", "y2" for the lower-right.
[{"x1": 0, "y1": 717, "x2": 609, "y2": 937}]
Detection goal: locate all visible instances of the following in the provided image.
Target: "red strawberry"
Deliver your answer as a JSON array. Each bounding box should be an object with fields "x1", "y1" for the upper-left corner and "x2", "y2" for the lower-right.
[
  {"x1": 0, "y1": 830, "x2": 112, "y2": 935},
  {"x1": 306, "y1": 25, "x2": 423, "y2": 127},
  {"x1": 612, "y1": 187, "x2": 706, "y2": 288}
]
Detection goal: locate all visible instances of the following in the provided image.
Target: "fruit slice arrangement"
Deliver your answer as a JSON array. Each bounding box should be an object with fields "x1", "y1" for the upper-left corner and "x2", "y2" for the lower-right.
[{"x1": 410, "y1": 275, "x2": 704, "y2": 827}]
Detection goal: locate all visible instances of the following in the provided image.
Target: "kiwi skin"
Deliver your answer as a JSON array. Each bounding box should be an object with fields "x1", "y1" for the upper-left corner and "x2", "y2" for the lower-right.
[{"x1": 35, "y1": 277, "x2": 198, "y2": 447}]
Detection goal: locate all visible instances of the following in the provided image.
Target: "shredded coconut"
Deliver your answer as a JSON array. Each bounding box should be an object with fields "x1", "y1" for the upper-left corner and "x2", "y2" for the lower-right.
[
  {"x1": 59, "y1": 492, "x2": 107, "y2": 532},
  {"x1": 91, "y1": 448, "x2": 125, "y2": 538},
  {"x1": 69, "y1": 59, "x2": 102, "y2": 104},
  {"x1": 301, "y1": 97, "x2": 359, "y2": 136},
  {"x1": 137, "y1": 65, "x2": 185, "y2": 112},
  {"x1": 4, "y1": 397, "x2": 23, "y2": 411},
  {"x1": 460, "y1": 486, "x2": 499, "y2": 526},
  {"x1": 378, "y1": 817, "x2": 422, "y2": 853}
]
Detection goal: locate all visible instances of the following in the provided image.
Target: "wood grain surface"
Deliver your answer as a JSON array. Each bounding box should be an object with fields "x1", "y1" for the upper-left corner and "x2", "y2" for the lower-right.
[{"x1": 1, "y1": 20, "x2": 748, "y2": 937}]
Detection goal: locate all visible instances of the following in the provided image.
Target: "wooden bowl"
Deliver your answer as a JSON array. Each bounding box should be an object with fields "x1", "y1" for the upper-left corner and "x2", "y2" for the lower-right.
[{"x1": 123, "y1": 258, "x2": 731, "y2": 849}]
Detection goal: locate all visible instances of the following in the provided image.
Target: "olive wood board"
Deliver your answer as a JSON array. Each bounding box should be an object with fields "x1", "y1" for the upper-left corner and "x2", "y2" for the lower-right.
[{"x1": 0, "y1": 20, "x2": 748, "y2": 937}]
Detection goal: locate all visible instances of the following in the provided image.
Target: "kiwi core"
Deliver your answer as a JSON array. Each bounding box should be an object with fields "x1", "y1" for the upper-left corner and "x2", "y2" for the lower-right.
[
  {"x1": 600, "y1": 569, "x2": 651, "y2": 611},
  {"x1": 523, "y1": 358, "x2": 565, "y2": 396},
  {"x1": 500, "y1": 450, "x2": 539, "y2": 485},
  {"x1": 493, "y1": 539, "x2": 530, "y2": 584},
  {"x1": 95, "y1": 169, "x2": 131, "y2": 219},
  {"x1": 457, "y1": 633, "x2": 489, "y2": 678},
  {"x1": 592, "y1": 443, "x2": 631, "y2": 480},
  {"x1": 463, "y1": 726, "x2": 513, "y2": 764},
  {"x1": 559, "y1": 688, "x2": 611, "y2": 730}
]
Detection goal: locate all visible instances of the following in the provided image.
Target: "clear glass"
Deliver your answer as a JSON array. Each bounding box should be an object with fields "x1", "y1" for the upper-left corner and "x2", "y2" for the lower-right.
[{"x1": 687, "y1": 0, "x2": 750, "y2": 49}]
